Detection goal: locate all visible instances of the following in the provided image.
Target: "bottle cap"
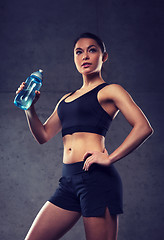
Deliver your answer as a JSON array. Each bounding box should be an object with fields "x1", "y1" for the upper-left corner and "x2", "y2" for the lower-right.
[{"x1": 30, "y1": 69, "x2": 43, "y2": 80}]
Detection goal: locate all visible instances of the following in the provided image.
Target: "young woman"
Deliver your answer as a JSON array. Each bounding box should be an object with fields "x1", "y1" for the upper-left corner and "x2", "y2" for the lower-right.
[{"x1": 16, "y1": 32, "x2": 153, "y2": 240}]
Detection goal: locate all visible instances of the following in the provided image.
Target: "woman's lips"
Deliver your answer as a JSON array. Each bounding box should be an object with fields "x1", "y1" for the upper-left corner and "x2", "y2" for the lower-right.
[{"x1": 82, "y1": 63, "x2": 92, "y2": 68}]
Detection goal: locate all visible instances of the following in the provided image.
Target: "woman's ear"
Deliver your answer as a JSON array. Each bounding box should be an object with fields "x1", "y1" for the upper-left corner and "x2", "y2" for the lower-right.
[{"x1": 102, "y1": 52, "x2": 108, "y2": 63}]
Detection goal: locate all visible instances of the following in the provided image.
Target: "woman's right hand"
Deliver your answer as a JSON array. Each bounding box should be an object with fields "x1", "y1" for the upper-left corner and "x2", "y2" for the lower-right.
[
  {"x1": 16, "y1": 82, "x2": 26, "y2": 95},
  {"x1": 16, "y1": 82, "x2": 41, "y2": 106}
]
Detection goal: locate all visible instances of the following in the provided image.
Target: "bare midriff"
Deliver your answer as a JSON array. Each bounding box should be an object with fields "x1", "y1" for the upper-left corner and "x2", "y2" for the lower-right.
[{"x1": 62, "y1": 132, "x2": 105, "y2": 164}]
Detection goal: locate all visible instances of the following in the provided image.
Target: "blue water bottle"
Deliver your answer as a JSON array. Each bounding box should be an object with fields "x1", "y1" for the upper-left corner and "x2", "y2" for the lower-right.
[{"x1": 14, "y1": 69, "x2": 43, "y2": 110}]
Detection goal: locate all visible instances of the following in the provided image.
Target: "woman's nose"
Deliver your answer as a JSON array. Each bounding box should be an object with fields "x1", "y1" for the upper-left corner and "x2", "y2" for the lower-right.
[{"x1": 82, "y1": 52, "x2": 89, "y2": 60}]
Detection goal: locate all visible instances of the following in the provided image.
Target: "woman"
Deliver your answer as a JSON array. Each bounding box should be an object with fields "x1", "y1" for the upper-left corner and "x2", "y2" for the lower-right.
[{"x1": 16, "y1": 33, "x2": 153, "y2": 240}]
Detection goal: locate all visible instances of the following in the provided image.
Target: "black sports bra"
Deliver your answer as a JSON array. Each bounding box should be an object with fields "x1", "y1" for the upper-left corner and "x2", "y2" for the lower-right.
[{"x1": 57, "y1": 83, "x2": 112, "y2": 137}]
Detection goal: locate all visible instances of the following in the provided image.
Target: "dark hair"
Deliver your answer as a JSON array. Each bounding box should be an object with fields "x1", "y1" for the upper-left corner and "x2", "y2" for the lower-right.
[{"x1": 73, "y1": 32, "x2": 106, "y2": 53}]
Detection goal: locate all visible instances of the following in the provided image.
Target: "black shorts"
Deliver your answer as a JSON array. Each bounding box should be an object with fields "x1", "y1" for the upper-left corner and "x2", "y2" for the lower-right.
[{"x1": 48, "y1": 161, "x2": 123, "y2": 217}]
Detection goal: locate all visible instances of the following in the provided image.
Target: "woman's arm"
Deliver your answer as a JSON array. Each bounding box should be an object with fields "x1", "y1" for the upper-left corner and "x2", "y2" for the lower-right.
[
  {"x1": 25, "y1": 102, "x2": 62, "y2": 144},
  {"x1": 83, "y1": 84, "x2": 153, "y2": 170},
  {"x1": 25, "y1": 91, "x2": 73, "y2": 144},
  {"x1": 107, "y1": 84, "x2": 153, "y2": 164},
  {"x1": 16, "y1": 82, "x2": 68, "y2": 144}
]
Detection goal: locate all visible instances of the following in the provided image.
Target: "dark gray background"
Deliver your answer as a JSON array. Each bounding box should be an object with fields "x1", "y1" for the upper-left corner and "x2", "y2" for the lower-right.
[{"x1": 0, "y1": 0, "x2": 163, "y2": 239}]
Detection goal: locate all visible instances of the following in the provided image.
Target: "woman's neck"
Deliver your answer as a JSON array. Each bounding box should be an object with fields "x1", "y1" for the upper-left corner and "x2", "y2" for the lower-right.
[{"x1": 81, "y1": 72, "x2": 105, "y2": 89}]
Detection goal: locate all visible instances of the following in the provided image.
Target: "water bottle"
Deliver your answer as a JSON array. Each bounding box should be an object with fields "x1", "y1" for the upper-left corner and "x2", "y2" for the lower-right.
[{"x1": 14, "y1": 69, "x2": 43, "y2": 110}]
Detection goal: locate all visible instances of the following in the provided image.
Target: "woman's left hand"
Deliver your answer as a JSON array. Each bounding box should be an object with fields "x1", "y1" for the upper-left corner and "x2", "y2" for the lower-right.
[{"x1": 83, "y1": 148, "x2": 111, "y2": 171}]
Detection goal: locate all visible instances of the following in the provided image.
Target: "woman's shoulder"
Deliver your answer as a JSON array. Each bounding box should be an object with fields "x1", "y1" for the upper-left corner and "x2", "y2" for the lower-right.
[
  {"x1": 55, "y1": 92, "x2": 72, "y2": 109},
  {"x1": 60, "y1": 92, "x2": 72, "y2": 101},
  {"x1": 102, "y1": 83, "x2": 130, "y2": 101},
  {"x1": 103, "y1": 83, "x2": 127, "y2": 94},
  {"x1": 105, "y1": 83, "x2": 125, "y2": 90}
]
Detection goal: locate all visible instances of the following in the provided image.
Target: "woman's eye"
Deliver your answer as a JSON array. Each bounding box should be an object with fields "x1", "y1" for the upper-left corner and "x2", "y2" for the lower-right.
[
  {"x1": 76, "y1": 50, "x2": 82, "y2": 55},
  {"x1": 89, "y1": 48, "x2": 97, "y2": 53}
]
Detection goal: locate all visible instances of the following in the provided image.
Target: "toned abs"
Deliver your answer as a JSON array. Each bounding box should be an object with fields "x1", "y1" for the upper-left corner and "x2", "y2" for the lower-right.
[{"x1": 62, "y1": 132, "x2": 105, "y2": 164}]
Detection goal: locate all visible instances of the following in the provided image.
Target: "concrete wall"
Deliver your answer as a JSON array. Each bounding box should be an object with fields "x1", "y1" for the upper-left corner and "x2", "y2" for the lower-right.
[{"x1": 0, "y1": 0, "x2": 163, "y2": 239}]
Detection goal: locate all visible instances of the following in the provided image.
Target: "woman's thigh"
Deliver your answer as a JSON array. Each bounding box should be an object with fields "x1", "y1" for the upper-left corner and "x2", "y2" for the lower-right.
[
  {"x1": 24, "y1": 201, "x2": 81, "y2": 240},
  {"x1": 83, "y1": 207, "x2": 118, "y2": 240}
]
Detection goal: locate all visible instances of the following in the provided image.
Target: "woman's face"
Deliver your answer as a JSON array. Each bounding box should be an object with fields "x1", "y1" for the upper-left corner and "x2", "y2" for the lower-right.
[{"x1": 74, "y1": 38, "x2": 107, "y2": 75}]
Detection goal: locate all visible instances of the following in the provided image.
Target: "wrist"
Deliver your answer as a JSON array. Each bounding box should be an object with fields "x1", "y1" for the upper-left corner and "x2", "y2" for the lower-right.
[
  {"x1": 25, "y1": 104, "x2": 35, "y2": 111},
  {"x1": 25, "y1": 105, "x2": 36, "y2": 116},
  {"x1": 107, "y1": 155, "x2": 116, "y2": 165}
]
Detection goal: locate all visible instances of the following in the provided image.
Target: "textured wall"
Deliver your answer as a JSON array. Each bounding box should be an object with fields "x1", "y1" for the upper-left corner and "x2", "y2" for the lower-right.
[{"x1": 0, "y1": 0, "x2": 163, "y2": 239}]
